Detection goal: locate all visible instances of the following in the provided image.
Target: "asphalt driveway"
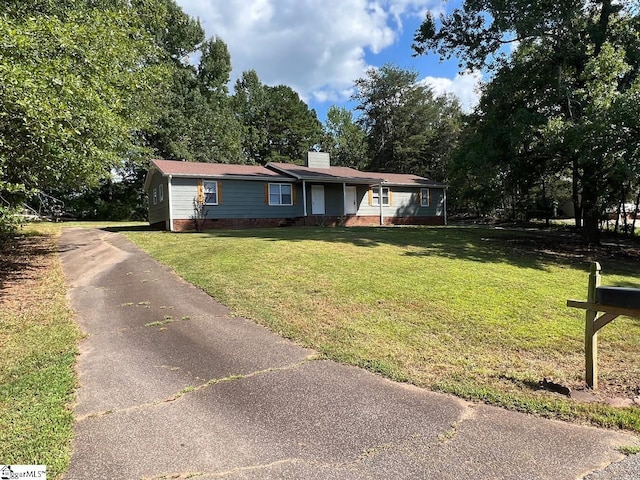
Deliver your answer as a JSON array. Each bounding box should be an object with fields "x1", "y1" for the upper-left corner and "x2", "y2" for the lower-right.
[{"x1": 59, "y1": 228, "x2": 638, "y2": 479}]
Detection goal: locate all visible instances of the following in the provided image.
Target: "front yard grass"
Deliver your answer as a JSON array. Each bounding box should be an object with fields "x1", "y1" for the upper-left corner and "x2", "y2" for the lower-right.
[
  {"x1": 0, "y1": 229, "x2": 80, "y2": 479},
  {"x1": 125, "y1": 226, "x2": 640, "y2": 431}
]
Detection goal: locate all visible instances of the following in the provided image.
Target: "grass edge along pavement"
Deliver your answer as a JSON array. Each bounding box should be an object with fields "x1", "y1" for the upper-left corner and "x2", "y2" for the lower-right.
[
  {"x1": 124, "y1": 225, "x2": 640, "y2": 433},
  {"x1": 0, "y1": 227, "x2": 81, "y2": 480}
]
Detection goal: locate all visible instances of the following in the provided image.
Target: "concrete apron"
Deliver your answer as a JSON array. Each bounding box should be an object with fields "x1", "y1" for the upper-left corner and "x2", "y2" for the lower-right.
[{"x1": 59, "y1": 228, "x2": 638, "y2": 480}]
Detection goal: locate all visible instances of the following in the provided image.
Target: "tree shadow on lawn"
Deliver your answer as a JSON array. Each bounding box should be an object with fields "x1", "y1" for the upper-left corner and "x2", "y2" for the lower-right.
[
  {"x1": 203, "y1": 225, "x2": 640, "y2": 275},
  {"x1": 0, "y1": 233, "x2": 56, "y2": 293},
  {"x1": 102, "y1": 224, "x2": 156, "y2": 233}
]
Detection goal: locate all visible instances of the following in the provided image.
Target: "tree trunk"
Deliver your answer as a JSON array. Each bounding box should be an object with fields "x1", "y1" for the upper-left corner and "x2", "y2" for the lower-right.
[
  {"x1": 632, "y1": 191, "x2": 640, "y2": 236},
  {"x1": 581, "y1": 187, "x2": 600, "y2": 245},
  {"x1": 572, "y1": 159, "x2": 582, "y2": 228}
]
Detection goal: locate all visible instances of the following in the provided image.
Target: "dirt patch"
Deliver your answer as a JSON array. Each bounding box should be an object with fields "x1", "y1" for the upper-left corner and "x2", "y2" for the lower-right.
[
  {"x1": 0, "y1": 233, "x2": 57, "y2": 309},
  {"x1": 494, "y1": 229, "x2": 640, "y2": 264}
]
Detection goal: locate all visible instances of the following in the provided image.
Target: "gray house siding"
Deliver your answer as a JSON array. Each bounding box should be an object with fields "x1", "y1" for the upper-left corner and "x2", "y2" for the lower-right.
[
  {"x1": 171, "y1": 178, "x2": 303, "y2": 220},
  {"x1": 148, "y1": 171, "x2": 169, "y2": 225},
  {"x1": 305, "y1": 183, "x2": 345, "y2": 216},
  {"x1": 355, "y1": 186, "x2": 445, "y2": 218}
]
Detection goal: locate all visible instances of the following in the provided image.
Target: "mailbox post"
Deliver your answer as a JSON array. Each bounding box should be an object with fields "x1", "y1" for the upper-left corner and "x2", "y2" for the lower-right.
[{"x1": 567, "y1": 262, "x2": 640, "y2": 389}]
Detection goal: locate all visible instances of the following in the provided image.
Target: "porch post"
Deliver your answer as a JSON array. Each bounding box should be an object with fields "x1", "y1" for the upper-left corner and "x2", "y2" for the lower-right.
[
  {"x1": 342, "y1": 182, "x2": 347, "y2": 215},
  {"x1": 302, "y1": 180, "x2": 307, "y2": 218},
  {"x1": 443, "y1": 188, "x2": 448, "y2": 226},
  {"x1": 379, "y1": 184, "x2": 384, "y2": 226}
]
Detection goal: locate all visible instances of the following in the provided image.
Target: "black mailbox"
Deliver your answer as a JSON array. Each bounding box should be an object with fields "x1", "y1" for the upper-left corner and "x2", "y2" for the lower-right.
[{"x1": 595, "y1": 287, "x2": 640, "y2": 310}]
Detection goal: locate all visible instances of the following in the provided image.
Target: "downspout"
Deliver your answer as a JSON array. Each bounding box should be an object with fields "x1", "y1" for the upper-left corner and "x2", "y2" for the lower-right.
[
  {"x1": 167, "y1": 175, "x2": 174, "y2": 232},
  {"x1": 379, "y1": 184, "x2": 384, "y2": 226}
]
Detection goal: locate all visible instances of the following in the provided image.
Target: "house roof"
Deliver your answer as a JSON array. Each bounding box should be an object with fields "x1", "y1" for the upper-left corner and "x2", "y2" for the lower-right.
[
  {"x1": 150, "y1": 159, "x2": 289, "y2": 179},
  {"x1": 267, "y1": 162, "x2": 384, "y2": 184},
  {"x1": 146, "y1": 159, "x2": 447, "y2": 190},
  {"x1": 268, "y1": 162, "x2": 446, "y2": 187},
  {"x1": 378, "y1": 173, "x2": 446, "y2": 187}
]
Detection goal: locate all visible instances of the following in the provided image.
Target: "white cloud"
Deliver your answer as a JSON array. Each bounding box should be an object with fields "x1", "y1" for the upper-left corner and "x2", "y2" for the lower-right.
[
  {"x1": 420, "y1": 71, "x2": 483, "y2": 112},
  {"x1": 177, "y1": 0, "x2": 444, "y2": 104}
]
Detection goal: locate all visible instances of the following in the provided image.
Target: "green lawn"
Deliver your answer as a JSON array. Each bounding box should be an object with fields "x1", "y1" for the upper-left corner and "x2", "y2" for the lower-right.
[
  {"x1": 125, "y1": 226, "x2": 640, "y2": 430},
  {"x1": 0, "y1": 229, "x2": 80, "y2": 479}
]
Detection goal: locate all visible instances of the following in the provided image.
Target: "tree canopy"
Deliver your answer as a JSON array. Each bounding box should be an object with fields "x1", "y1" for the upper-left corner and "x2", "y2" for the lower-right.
[
  {"x1": 414, "y1": 0, "x2": 640, "y2": 242},
  {"x1": 232, "y1": 71, "x2": 323, "y2": 164},
  {"x1": 0, "y1": 1, "x2": 168, "y2": 197},
  {"x1": 352, "y1": 64, "x2": 461, "y2": 179}
]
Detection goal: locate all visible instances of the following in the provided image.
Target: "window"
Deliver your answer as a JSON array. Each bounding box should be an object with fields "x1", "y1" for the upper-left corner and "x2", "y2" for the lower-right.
[
  {"x1": 269, "y1": 183, "x2": 293, "y2": 206},
  {"x1": 420, "y1": 188, "x2": 430, "y2": 207},
  {"x1": 153, "y1": 188, "x2": 158, "y2": 205},
  {"x1": 159, "y1": 184, "x2": 164, "y2": 202},
  {"x1": 371, "y1": 187, "x2": 390, "y2": 206},
  {"x1": 203, "y1": 181, "x2": 218, "y2": 205}
]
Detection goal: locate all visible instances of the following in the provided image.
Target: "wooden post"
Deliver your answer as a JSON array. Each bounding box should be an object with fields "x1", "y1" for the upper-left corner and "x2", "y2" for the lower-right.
[{"x1": 585, "y1": 262, "x2": 601, "y2": 389}]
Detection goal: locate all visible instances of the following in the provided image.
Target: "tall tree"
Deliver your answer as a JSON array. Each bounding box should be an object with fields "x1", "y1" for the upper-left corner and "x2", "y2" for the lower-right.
[
  {"x1": 232, "y1": 71, "x2": 322, "y2": 164},
  {"x1": 320, "y1": 106, "x2": 368, "y2": 169},
  {"x1": 352, "y1": 64, "x2": 461, "y2": 177},
  {"x1": 232, "y1": 70, "x2": 270, "y2": 164},
  {"x1": 264, "y1": 85, "x2": 323, "y2": 163},
  {"x1": 413, "y1": 0, "x2": 640, "y2": 243},
  {"x1": 146, "y1": 29, "x2": 242, "y2": 164}
]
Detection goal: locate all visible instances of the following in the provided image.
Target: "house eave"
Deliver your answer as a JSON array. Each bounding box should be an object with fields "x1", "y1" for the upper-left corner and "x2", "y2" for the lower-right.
[
  {"x1": 381, "y1": 181, "x2": 448, "y2": 188},
  {"x1": 162, "y1": 172, "x2": 296, "y2": 182},
  {"x1": 144, "y1": 166, "x2": 158, "y2": 191}
]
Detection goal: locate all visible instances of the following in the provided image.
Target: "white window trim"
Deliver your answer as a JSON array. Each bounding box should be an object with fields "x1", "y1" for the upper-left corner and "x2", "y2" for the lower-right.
[
  {"x1": 269, "y1": 183, "x2": 293, "y2": 206},
  {"x1": 372, "y1": 187, "x2": 390, "y2": 207},
  {"x1": 420, "y1": 188, "x2": 430, "y2": 207},
  {"x1": 203, "y1": 180, "x2": 218, "y2": 205}
]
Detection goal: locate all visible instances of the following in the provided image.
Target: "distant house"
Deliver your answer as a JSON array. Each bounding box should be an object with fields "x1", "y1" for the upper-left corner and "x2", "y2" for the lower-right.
[{"x1": 144, "y1": 152, "x2": 447, "y2": 231}]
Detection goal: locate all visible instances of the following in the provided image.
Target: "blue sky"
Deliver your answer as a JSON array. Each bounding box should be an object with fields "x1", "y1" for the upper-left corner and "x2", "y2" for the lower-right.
[{"x1": 174, "y1": 0, "x2": 481, "y2": 122}]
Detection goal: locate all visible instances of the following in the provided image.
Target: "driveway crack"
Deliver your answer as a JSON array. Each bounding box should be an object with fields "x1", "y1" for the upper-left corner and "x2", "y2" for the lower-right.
[{"x1": 75, "y1": 355, "x2": 320, "y2": 422}]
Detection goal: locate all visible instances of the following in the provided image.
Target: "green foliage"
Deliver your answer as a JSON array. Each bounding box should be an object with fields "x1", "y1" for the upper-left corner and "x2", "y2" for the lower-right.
[
  {"x1": 54, "y1": 165, "x2": 148, "y2": 220},
  {"x1": 352, "y1": 64, "x2": 462, "y2": 178},
  {"x1": 198, "y1": 37, "x2": 233, "y2": 98},
  {"x1": 0, "y1": 204, "x2": 21, "y2": 243},
  {"x1": 149, "y1": 62, "x2": 243, "y2": 164},
  {"x1": 264, "y1": 85, "x2": 323, "y2": 163},
  {"x1": 232, "y1": 70, "x2": 323, "y2": 164},
  {"x1": 320, "y1": 106, "x2": 368, "y2": 169},
  {"x1": 232, "y1": 70, "x2": 270, "y2": 164},
  {"x1": 0, "y1": 6, "x2": 169, "y2": 195},
  {"x1": 144, "y1": 27, "x2": 246, "y2": 165},
  {"x1": 416, "y1": 1, "x2": 640, "y2": 241}
]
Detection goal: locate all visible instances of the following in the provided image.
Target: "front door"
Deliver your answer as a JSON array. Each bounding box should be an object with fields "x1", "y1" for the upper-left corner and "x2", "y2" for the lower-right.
[
  {"x1": 345, "y1": 186, "x2": 357, "y2": 214},
  {"x1": 311, "y1": 185, "x2": 325, "y2": 215}
]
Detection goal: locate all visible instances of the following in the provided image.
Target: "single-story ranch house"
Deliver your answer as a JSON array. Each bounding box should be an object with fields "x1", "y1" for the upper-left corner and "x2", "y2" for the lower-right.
[{"x1": 145, "y1": 152, "x2": 447, "y2": 231}]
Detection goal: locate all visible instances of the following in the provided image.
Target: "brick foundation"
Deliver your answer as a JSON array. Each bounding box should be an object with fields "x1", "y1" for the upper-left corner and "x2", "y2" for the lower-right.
[
  {"x1": 172, "y1": 217, "x2": 305, "y2": 232},
  {"x1": 169, "y1": 215, "x2": 444, "y2": 231},
  {"x1": 302, "y1": 215, "x2": 445, "y2": 227}
]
